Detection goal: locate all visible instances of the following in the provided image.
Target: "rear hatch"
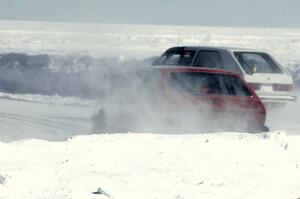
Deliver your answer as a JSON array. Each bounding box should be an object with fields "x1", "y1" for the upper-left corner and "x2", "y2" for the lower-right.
[{"x1": 232, "y1": 51, "x2": 295, "y2": 102}]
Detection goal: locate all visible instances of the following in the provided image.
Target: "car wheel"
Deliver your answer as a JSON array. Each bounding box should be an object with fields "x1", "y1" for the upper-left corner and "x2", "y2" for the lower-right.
[{"x1": 247, "y1": 121, "x2": 269, "y2": 133}]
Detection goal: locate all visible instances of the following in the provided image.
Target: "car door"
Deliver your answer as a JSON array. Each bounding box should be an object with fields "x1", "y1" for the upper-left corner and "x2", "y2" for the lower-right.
[{"x1": 163, "y1": 68, "x2": 265, "y2": 114}]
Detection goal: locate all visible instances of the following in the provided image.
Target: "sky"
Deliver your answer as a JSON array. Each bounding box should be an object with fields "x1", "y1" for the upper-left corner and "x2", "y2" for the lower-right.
[{"x1": 0, "y1": 0, "x2": 299, "y2": 28}]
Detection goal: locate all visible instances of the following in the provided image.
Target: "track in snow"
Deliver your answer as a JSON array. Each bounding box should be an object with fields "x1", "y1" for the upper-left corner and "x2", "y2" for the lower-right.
[
  {"x1": 0, "y1": 97, "x2": 95, "y2": 142},
  {"x1": 0, "y1": 94, "x2": 299, "y2": 142}
]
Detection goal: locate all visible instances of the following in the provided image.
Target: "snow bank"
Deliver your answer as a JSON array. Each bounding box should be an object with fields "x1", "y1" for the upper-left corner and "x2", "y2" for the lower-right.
[{"x1": 0, "y1": 132, "x2": 300, "y2": 199}]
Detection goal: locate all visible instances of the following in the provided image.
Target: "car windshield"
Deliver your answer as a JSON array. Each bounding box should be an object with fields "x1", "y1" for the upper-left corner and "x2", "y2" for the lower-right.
[
  {"x1": 234, "y1": 52, "x2": 283, "y2": 74},
  {"x1": 155, "y1": 49, "x2": 196, "y2": 66},
  {"x1": 169, "y1": 72, "x2": 252, "y2": 96}
]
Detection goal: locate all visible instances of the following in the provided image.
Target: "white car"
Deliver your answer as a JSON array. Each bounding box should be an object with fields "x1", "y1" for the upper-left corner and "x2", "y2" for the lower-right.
[{"x1": 153, "y1": 46, "x2": 296, "y2": 106}]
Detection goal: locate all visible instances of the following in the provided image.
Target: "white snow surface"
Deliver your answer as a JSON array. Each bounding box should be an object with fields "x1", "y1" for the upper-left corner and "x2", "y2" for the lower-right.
[
  {"x1": 0, "y1": 20, "x2": 300, "y2": 198},
  {"x1": 1, "y1": 132, "x2": 300, "y2": 199}
]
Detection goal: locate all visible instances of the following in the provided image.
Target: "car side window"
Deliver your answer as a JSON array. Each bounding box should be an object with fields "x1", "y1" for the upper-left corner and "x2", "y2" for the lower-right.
[
  {"x1": 169, "y1": 72, "x2": 222, "y2": 95},
  {"x1": 169, "y1": 72, "x2": 252, "y2": 96},
  {"x1": 164, "y1": 54, "x2": 181, "y2": 65},
  {"x1": 157, "y1": 49, "x2": 196, "y2": 66},
  {"x1": 194, "y1": 51, "x2": 222, "y2": 69},
  {"x1": 222, "y1": 75, "x2": 252, "y2": 96}
]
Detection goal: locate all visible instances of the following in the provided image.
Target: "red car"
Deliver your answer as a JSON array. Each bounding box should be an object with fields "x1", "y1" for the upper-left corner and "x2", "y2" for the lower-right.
[
  {"x1": 92, "y1": 66, "x2": 268, "y2": 132},
  {"x1": 159, "y1": 66, "x2": 268, "y2": 132}
]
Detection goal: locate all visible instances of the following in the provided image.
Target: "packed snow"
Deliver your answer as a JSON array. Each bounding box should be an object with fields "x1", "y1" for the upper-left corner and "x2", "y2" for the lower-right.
[
  {"x1": 1, "y1": 132, "x2": 300, "y2": 199},
  {"x1": 0, "y1": 20, "x2": 300, "y2": 199}
]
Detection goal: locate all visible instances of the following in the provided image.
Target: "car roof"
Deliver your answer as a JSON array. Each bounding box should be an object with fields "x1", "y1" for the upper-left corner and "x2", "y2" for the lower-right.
[
  {"x1": 153, "y1": 66, "x2": 241, "y2": 77},
  {"x1": 166, "y1": 46, "x2": 266, "y2": 53}
]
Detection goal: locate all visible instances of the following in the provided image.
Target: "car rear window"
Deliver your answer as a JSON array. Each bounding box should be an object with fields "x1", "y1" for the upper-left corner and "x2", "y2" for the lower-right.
[
  {"x1": 169, "y1": 72, "x2": 252, "y2": 96},
  {"x1": 234, "y1": 52, "x2": 283, "y2": 74},
  {"x1": 155, "y1": 49, "x2": 196, "y2": 66}
]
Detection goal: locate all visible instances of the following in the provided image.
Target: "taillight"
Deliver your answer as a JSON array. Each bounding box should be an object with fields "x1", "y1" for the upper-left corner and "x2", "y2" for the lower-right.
[
  {"x1": 273, "y1": 84, "x2": 293, "y2": 91},
  {"x1": 249, "y1": 83, "x2": 261, "y2": 90}
]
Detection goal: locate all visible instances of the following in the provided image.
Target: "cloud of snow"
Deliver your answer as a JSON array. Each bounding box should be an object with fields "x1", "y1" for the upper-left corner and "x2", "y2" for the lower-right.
[
  {"x1": 89, "y1": 61, "x2": 262, "y2": 134},
  {"x1": 267, "y1": 90, "x2": 300, "y2": 133}
]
